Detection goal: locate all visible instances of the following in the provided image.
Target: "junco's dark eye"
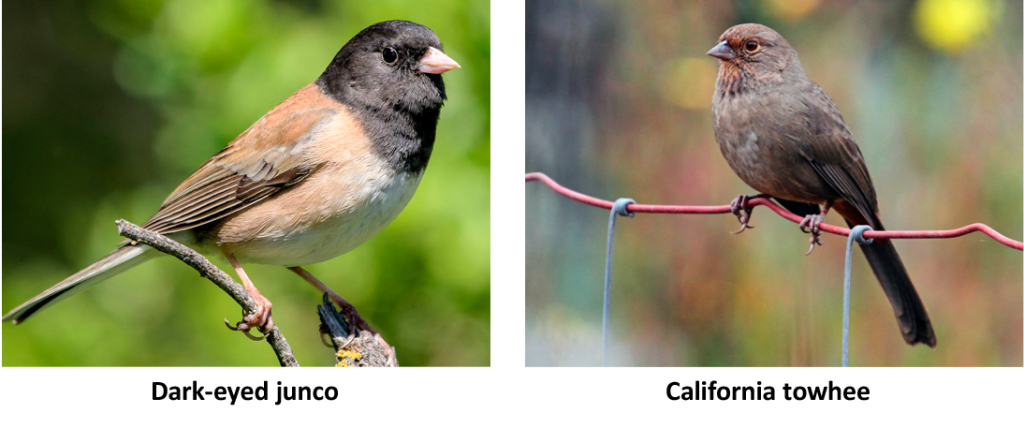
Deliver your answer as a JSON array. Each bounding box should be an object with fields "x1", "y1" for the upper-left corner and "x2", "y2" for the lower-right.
[
  {"x1": 382, "y1": 47, "x2": 398, "y2": 64},
  {"x1": 745, "y1": 40, "x2": 759, "y2": 52}
]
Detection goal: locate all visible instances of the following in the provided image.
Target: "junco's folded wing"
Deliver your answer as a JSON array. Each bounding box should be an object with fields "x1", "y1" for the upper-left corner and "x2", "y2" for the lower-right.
[{"x1": 142, "y1": 104, "x2": 336, "y2": 234}]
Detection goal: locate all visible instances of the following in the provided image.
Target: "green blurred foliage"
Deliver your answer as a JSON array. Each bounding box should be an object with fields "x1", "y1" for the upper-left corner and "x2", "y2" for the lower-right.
[
  {"x1": 3, "y1": 0, "x2": 490, "y2": 366},
  {"x1": 526, "y1": 0, "x2": 1021, "y2": 366}
]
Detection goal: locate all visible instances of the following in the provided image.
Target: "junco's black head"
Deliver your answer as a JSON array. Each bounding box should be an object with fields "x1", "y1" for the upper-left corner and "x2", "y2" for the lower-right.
[
  {"x1": 318, "y1": 20, "x2": 458, "y2": 115},
  {"x1": 318, "y1": 20, "x2": 460, "y2": 173}
]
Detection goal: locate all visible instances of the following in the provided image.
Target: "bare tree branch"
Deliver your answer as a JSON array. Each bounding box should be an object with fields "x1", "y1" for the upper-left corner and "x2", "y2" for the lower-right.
[
  {"x1": 115, "y1": 219, "x2": 299, "y2": 367},
  {"x1": 317, "y1": 293, "x2": 399, "y2": 367}
]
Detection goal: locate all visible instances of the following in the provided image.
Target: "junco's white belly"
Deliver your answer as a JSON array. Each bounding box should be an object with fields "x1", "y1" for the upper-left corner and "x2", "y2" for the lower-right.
[{"x1": 212, "y1": 151, "x2": 424, "y2": 267}]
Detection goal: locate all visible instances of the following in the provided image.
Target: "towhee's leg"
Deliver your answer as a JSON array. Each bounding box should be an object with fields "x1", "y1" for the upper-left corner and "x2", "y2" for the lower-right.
[
  {"x1": 798, "y1": 200, "x2": 833, "y2": 255},
  {"x1": 729, "y1": 193, "x2": 767, "y2": 234}
]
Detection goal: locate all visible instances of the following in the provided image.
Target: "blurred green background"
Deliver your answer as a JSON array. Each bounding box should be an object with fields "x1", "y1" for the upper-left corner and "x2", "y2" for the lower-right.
[
  {"x1": 526, "y1": 0, "x2": 1021, "y2": 366},
  {"x1": 2, "y1": 0, "x2": 490, "y2": 366}
]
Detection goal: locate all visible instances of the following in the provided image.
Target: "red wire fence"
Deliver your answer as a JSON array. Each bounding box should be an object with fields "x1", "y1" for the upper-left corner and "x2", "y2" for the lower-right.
[
  {"x1": 526, "y1": 172, "x2": 1023, "y2": 250},
  {"x1": 527, "y1": 171, "x2": 1022, "y2": 366},
  {"x1": 528, "y1": 170, "x2": 1024, "y2": 368}
]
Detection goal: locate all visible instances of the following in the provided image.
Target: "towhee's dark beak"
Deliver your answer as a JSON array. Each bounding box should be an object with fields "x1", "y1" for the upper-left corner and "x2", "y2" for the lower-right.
[{"x1": 707, "y1": 41, "x2": 736, "y2": 61}]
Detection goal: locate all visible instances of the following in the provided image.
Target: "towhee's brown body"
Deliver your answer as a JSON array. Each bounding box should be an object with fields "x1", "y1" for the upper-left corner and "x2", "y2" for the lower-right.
[
  {"x1": 708, "y1": 23, "x2": 936, "y2": 347},
  {"x1": 3, "y1": 20, "x2": 460, "y2": 351}
]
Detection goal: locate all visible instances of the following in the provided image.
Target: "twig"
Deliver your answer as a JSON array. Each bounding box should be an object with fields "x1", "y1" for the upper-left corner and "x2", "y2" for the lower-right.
[
  {"x1": 115, "y1": 219, "x2": 299, "y2": 367},
  {"x1": 317, "y1": 293, "x2": 399, "y2": 367}
]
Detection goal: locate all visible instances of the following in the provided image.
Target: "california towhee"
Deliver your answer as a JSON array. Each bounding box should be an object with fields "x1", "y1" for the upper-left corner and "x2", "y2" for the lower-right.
[{"x1": 708, "y1": 23, "x2": 936, "y2": 347}]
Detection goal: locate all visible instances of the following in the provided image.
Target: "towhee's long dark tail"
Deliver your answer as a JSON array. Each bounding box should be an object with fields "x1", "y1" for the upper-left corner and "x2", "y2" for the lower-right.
[{"x1": 854, "y1": 224, "x2": 936, "y2": 347}]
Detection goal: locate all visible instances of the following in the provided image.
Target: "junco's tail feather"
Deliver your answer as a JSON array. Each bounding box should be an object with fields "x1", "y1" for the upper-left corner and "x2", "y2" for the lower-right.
[{"x1": 2, "y1": 245, "x2": 155, "y2": 324}]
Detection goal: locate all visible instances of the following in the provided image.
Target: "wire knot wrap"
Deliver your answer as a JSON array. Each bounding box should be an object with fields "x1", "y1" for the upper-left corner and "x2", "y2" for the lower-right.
[
  {"x1": 851, "y1": 225, "x2": 874, "y2": 245},
  {"x1": 612, "y1": 198, "x2": 636, "y2": 218}
]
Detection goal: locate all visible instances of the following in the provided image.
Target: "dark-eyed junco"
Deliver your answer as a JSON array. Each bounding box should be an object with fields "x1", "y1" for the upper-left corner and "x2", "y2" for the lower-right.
[
  {"x1": 708, "y1": 23, "x2": 935, "y2": 347},
  {"x1": 3, "y1": 20, "x2": 460, "y2": 351}
]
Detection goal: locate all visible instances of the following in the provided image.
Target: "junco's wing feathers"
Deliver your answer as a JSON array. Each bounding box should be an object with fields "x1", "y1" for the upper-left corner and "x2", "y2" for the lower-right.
[{"x1": 141, "y1": 106, "x2": 335, "y2": 234}]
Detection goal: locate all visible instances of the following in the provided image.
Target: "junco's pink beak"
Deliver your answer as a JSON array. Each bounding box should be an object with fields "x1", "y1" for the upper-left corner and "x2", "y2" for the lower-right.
[
  {"x1": 707, "y1": 41, "x2": 736, "y2": 61},
  {"x1": 418, "y1": 47, "x2": 460, "y2": 74}
]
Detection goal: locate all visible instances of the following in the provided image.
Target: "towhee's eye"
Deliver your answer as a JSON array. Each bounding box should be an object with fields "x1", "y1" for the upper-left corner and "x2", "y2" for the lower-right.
[
  {"x1": 745, "y1": 40, "x2": 759, "y2": 52},
  {"x1": 382, "y1": 47, "x2": 398, "y2": 64}
]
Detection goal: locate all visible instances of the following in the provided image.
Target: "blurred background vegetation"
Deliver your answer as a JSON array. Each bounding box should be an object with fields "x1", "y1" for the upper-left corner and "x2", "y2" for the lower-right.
[
  {"x1": 3, "y1": 0, "x2": 490, "y2": 366},
  {"x1": 526, "y1": 0, "x2": 1021, "y2": 366}
]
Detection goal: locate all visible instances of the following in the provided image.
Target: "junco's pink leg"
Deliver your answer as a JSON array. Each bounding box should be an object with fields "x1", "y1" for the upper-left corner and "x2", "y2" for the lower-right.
[{"x1": 223, "y1": 250, "x2": 272, "y2": 341}]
